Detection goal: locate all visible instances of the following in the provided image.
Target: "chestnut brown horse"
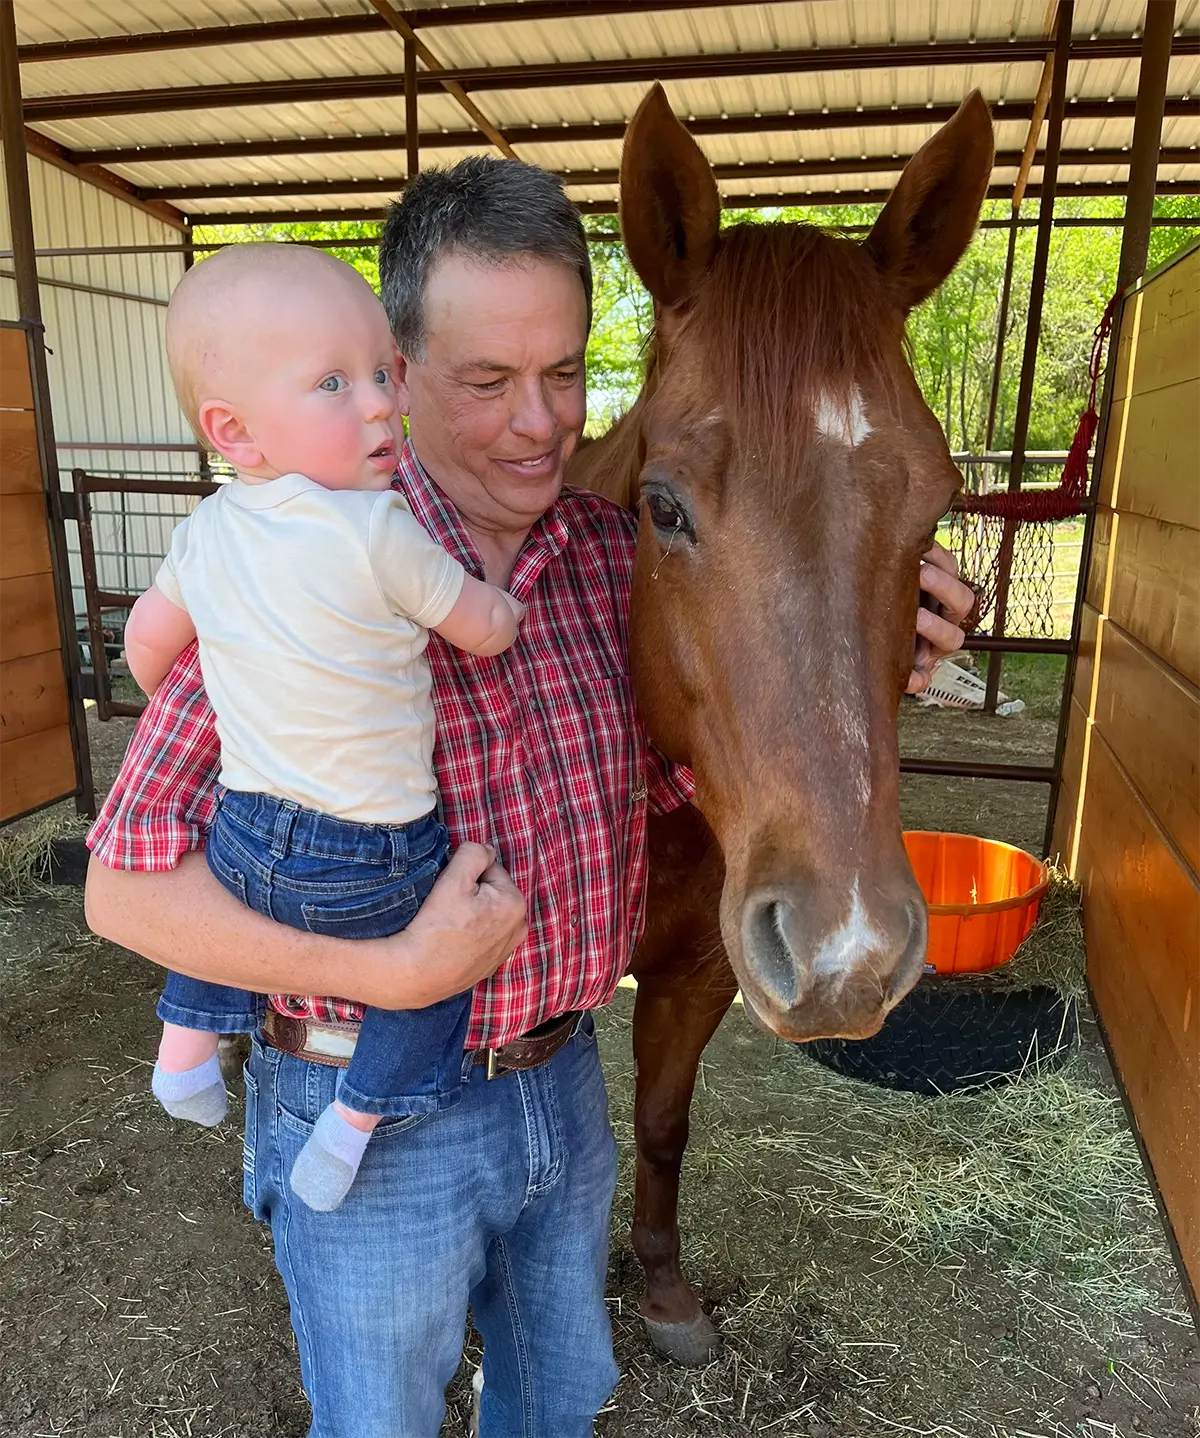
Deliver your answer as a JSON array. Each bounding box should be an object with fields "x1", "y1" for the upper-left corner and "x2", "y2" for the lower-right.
[{"x1": 569, "y1": 86, "x2": 995, "y2": 1365}]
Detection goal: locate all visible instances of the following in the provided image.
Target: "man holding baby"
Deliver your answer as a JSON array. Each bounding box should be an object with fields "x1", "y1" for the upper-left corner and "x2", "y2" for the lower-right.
[{"x1": 86, "y1": 157, "x2": 973, "y2": 1437}]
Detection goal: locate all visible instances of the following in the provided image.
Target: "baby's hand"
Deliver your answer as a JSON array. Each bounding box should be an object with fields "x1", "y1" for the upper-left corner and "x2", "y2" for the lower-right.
[{"x1": 505, "y1": 593, "x2": 526, "y2": 626}]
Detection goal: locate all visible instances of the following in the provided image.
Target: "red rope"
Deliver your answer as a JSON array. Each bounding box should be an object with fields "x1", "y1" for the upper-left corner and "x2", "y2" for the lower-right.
[{"x1": 960, "y1": 290, "x2": 1122, "y2": 520}]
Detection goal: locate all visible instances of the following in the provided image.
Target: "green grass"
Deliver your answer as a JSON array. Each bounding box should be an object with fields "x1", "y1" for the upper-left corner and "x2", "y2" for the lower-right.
[{"x1": 978, "y1": 651, "x2": 1068, "y2": 720}]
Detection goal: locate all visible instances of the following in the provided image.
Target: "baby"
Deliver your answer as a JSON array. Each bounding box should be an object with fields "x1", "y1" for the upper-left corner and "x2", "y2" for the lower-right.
[{"x1": 124, "y1": 243, "x2": 522, "y2": 1212}]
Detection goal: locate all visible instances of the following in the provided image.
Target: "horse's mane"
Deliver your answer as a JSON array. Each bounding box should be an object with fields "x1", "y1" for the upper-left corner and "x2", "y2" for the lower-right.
[{"x1": 683, "y1": 223, "x2": 898, "y2": 465}]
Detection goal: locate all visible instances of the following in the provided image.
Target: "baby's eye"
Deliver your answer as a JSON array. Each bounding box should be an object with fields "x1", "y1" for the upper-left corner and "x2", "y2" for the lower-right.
[
  {"x1": 318, "y1": 374, "x2": 347, "y2": 393},
  {"x1": 374, "y1": 367, "x2": 393, "y2": 387}
]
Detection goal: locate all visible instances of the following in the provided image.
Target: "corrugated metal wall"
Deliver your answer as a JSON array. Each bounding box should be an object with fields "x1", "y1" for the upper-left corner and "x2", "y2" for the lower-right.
[{"x1": 0, "y1": 154, "x2": 199, "y2": 625}]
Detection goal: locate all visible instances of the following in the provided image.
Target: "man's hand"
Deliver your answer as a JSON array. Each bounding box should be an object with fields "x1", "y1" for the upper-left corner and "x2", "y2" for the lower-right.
[
  {"x1": 907, "y1": 542, "x2": 975, "y2": 696},
  {"x1": 384, "y1": 843, "x2": 527, "y2": 1008},
  {"x1": 86, "y1": 842, "x2": 525, "y2": 1017}
]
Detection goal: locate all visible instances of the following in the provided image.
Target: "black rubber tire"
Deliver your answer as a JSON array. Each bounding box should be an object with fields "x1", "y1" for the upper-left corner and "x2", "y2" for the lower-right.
[
  {"x1": 38, "y1": 838, "x2": 91, "y2": 887},
  {"x1": 800, "y1": 981, "x2": 1079, "y2": 1095}
]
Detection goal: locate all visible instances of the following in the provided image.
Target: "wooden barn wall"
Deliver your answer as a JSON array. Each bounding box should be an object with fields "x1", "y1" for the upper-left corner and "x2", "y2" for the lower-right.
[
  {"x1": 0, "y1": 153, "x2": 195, "y2": 622},
  {"x1": 0, "y1": 325, "x2": 76, "y2": 819},
  {"x1": 1052, "y1": 240, "x2": 1200, "y2": 1297}
]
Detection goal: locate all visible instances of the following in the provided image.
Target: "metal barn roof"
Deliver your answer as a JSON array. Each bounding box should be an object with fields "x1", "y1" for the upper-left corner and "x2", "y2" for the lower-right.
[{"x1": 10, "y1": 0, "x2": 1200, "y2": 227}]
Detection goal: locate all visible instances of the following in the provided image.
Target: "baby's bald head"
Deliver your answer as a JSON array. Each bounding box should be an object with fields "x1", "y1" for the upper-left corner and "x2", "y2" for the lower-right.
[{"x1": 166, "y1": 243, "x2": 381, "y2": 437}]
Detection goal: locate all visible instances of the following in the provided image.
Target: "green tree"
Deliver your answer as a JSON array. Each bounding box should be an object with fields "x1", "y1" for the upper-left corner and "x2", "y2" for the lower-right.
[
  {"x1": 192, "y1": 218, "x2": 383, "y2": 290},
  {"x1": 195, "y1": 196, "x2": 1200, "y2": 452}
]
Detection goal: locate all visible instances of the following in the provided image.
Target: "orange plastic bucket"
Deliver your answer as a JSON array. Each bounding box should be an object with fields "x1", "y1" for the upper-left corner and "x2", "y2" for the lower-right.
[{"x1": 903, "y1": 831, "x2": 1049, "y2": 976}]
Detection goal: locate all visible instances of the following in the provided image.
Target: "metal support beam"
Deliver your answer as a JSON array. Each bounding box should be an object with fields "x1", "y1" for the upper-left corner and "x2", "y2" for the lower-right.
[
  {"x1": 21, "y1": 36, "x2": 1195, "y2": 122},
  {"x1": 15, "y1": 2, "x2": 773, "y2": 63},
  {"x1": 984, "y1": 0, "x2": 1074, "y2": 715},
  {"x1": 22, "y1": 126, "x2": 186, "y2": 230},
  {"x1": 139, "y1": 148, "x2": 1189, "y2": 203},
  {"x1": 984, "y1": 45, "x2": 1056, "y2": 452},
  {"x1": 1043, "y1": 0, "x2": 1178, "y2": 856},
  {"x1": 405, "y1": 36, "x2": 419, "y2": 181},
  {"x1": 368, "y1": 0, "x2": 517, "y2": 160},
  {"x1": 1119, "y1": 0, "x2": 1178, "y2": 287},
  {"x1": 67, "y1": 97, "x2": 1197, "y2": 169},
  {"x1": 5, "y1": 216, "x2": 1196, "y2": 264},
  {"x1": 0, "y1": 0, "x2": 94, "y2": 815},
  {"x1": 984, "y1": 217, "x2": 1022, "y2": 453},
  {"x1": 900, "y1": 759, "x2": 1055, "y2": 783},
  {"x1": 184, "y1": 180, "x2": 1200, "y2": 228},
  {"x1": 1013, "y1": 57, "x2": 1057, "y2": 214}
]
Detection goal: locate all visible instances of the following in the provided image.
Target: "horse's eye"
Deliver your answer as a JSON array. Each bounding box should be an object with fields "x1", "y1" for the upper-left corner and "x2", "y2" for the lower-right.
[{"x1": 644, "y1": 489, "x2": 692, "y2": 540}]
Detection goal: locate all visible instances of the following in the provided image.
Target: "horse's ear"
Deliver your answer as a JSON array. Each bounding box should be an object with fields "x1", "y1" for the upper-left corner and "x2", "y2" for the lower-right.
[
  {"x1": 865, "y1": 91, "x2": 994, "y2": 313},
  {"x1": 620, "y1": 83, "x2": 721, "y2": 309}
]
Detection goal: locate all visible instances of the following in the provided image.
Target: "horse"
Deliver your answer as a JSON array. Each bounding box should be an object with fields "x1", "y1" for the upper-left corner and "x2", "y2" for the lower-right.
[{"x1": 568, "y1": 84, "x2": 995, "y2": 1366}]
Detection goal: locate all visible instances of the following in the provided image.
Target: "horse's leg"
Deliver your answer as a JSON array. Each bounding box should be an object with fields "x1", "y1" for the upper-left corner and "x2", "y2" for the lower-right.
[{"x1": 631, "y1": 952, "x2": 737, "y2": 1366}]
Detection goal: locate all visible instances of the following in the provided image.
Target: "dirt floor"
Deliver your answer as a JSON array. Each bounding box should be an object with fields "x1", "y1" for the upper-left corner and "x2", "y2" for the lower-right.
[{"x1": 2, "y1": 698, "x2": 1197, "y2": 1438}]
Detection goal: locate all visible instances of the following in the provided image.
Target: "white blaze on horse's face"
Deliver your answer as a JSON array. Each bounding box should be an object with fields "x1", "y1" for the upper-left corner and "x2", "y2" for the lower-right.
[
  {"x1": 810, "y1": 879, "x2": 890, "y2": 992},
  {"x1": 814, "y1": 387, "x2": 872, "y2": 447}
]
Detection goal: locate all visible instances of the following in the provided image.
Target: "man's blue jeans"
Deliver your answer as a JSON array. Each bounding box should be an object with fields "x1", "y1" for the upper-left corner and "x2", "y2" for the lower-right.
[{"x1": 243, "y1": 1013, "x2": 620, "y2": 1437}]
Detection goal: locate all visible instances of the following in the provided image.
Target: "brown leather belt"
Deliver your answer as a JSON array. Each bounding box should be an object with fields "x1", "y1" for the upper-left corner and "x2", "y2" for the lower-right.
[{"x1": 261, "y1": 1006, "x2": 583, "y2": 1079}]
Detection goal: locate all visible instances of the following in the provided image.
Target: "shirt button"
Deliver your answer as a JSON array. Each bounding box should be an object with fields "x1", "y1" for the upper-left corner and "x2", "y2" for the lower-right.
[{"x1": 570, "y1": 913, "x2": 579, "y2": 927}]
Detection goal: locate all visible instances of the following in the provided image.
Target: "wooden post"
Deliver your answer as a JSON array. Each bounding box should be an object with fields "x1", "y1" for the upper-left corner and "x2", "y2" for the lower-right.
[
  {"x1": 0, "y1": 0, "x2": 94, "y2": 813},
  {"x1": 405, "y1": 36, "x2": 419, "y2": 181},
  {"x1": 1042, "y1": 0, "x2": 1176, "y2": 855},
  {"x1": 983, "y1": 0, "x2": 1072, "y2": 715}
]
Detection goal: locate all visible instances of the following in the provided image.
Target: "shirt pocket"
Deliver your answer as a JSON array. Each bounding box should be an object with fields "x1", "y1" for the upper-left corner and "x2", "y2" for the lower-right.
[{"x1": 582, "y1": 670, "x2": 643, "y2": 827}]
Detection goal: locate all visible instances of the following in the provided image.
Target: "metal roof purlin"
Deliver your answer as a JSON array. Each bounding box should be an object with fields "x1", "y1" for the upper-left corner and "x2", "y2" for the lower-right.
[
  {"x1": 15, "y1": 2, "x2": 775, "y2": 64},
  {"x1": 144, "y1": 149, "x2": 1190, "y2": 203},
  {"x1": 22, "y1": 36, "x2": 1199, "y2": 123},
  {"x1": 22, "y1": 125, "x2": 187, "y2": 229},
  {"x1": 68, "y1": 99, "x2": 1200, "y2": 169},
  {"x1": 185, "y1": 180, "x2": 1200, "y2": 227}
]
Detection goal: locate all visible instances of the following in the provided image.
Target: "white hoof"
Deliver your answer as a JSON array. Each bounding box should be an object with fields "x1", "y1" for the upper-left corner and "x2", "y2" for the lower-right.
[{"x1": 469, "y1": 1363, "x2": 483, "y2": 1438}]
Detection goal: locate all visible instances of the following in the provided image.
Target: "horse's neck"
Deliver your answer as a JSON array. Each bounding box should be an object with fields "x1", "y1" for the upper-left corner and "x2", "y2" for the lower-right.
[{"x1": 567, "y1": 401, "x2": 645, "y2": 512}]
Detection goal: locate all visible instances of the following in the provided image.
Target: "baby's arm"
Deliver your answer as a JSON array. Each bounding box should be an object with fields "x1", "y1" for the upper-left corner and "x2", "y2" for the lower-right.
[
  {"x1": 433, "y1": 578, "x2": 523, "y2": 658},
  {"x1": 368, "y1": 491, "x2": 523, "y2": 656},
  {"x1": 124, "y1": 586, "x2": 197, "y2": 697}
]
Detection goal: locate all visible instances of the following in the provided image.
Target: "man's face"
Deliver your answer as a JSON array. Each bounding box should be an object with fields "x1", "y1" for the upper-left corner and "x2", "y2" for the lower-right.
[{"x1": 397, "y1": 253, "x2": 589, "y2": 533}]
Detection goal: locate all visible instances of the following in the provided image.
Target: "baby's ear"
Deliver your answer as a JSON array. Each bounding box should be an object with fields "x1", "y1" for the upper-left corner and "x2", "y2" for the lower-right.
[{"x1": 198, "y1": 399, "x2": 264, "y2": 468}]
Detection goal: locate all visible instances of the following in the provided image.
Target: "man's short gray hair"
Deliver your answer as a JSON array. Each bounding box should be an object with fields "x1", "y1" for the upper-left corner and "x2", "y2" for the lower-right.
[{"x1": 379, "y1": 157, "x2": 593, "y2": 359}]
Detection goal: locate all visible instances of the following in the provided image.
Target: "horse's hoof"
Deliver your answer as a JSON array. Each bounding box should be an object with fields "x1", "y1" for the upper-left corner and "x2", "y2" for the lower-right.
[
  {"x1": 643, "y1": 1311, "x2": 721, "y2": 1367},
  {"x1": 468, "y1": 1364, "x2": 483, "y2": 1438}
]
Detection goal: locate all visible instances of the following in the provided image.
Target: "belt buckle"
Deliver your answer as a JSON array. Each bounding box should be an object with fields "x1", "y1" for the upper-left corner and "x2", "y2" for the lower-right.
[{"x1": 485, "y1": 1047, "x2": 502, "y2": 1080}]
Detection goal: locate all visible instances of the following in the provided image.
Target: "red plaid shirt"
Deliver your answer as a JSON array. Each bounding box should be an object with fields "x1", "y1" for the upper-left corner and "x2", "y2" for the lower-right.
[{"x1": 88, "y1": 441, "x2": 693, "y2": 1048}]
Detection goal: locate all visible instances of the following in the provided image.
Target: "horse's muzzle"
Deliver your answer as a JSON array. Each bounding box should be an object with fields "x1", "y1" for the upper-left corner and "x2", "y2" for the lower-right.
[{"x1": 735, "y1": 882, "x2": 928, "y2": 1042}]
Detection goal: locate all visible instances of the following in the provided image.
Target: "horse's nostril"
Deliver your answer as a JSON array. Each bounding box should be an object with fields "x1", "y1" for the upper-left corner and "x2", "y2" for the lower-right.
[
  {"x1": 886, "y1": 900, "x2": 929, "y2": 1003},
  {"x1": 744, "y1": 899, "x2": 800, "y2": 1008}
]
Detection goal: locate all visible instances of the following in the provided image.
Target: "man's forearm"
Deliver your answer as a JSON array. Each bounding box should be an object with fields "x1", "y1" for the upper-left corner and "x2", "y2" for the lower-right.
[{"x1": 86, "y1": 853, "x2": 408, "y2": 1008}]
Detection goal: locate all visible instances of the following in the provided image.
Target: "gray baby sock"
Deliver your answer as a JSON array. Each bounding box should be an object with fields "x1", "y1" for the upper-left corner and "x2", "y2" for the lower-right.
[
  {"x1": 152, "y1": 1053, "x2": 228, "y2": 1126},
  {"x1": 289, "y1": 1105, "x2": 374, "y2": 1212}
]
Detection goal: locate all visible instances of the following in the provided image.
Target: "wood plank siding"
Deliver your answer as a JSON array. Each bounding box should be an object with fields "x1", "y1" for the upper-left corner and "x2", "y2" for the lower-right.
[
  {"x1": 1052, "y1": 241, "x2": 1200, "y2": 1299},
  {"x1": 0, "y1": 325, "x2": 77, "y2": 820}
]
